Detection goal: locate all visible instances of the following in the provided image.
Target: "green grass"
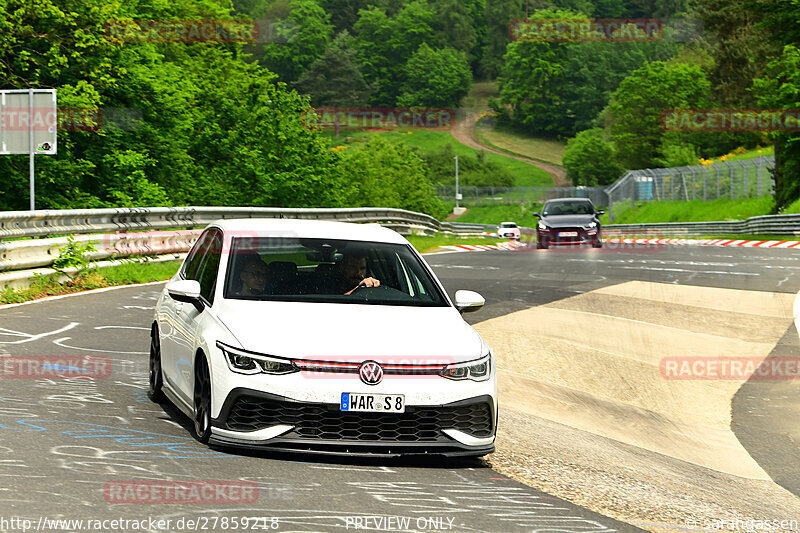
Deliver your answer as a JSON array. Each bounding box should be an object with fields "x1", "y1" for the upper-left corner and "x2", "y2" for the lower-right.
[
  {"x1": 602, "y1": 197, "x2": 776, "y2": 225},
  {"x1": 451, "y1": 204, "x2": 543, "y2": 228},
  {"x1": 782, "y1": 197, "x2": 800, "y2": 214},
  {"x1": 323, "y1": 128, "x2": 553, "y2": 187},
  {"x1": 474, "y1": 126, "x2": 566, "y2": 166},
  {"x1": 461, "y1": 81, "x2": 500, "y2": 109},
  {"x1": 101, "y1": 259, "x2": 183, "y2": 285},
  {"x1": 0, "y1": 259, "x2": 183, "y2": 304},
  {"x1": 701, "y1": 145, "x2": 774, "y2": 163}
]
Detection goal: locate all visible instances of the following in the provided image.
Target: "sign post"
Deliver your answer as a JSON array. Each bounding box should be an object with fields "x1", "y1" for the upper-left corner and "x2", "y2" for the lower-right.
[{"x1": 0, "y1": 89, "x2": 57, "y2": 211}]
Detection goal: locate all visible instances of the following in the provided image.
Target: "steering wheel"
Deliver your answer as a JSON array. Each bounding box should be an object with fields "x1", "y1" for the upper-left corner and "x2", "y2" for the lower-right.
[{"x1": 348, "y1": 284, "x2": 409, "y2": 300}]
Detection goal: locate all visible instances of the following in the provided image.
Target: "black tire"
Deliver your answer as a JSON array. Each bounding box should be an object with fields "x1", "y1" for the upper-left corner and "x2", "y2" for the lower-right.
[
  {"x1": 148, "y1": 324, "x2": 165, "y2": 403},
  {"x1": 537, "y1": 240, "x2": 548, "y2": 249},
  {"x1": 193, "y1": 355, "x2": 212, "y2": 444},
  {"x1": 592, "y1": 239, "x2": 603, "y2": 248}
]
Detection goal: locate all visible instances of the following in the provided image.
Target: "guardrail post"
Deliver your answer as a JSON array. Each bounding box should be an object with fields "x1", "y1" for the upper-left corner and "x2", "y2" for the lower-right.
[
  {"x1": 670, "y1": 173, "x2": 674, "y2": 201},
  {"x1": 703, "y1": 167, "x2": 707, "y2": 201},
  {"x1": 728, "y1": 161, "x2": 734, "y2": 200},
  {"x1": 757, "y1": 161, "x2": 762, "y2": 197},
  {"x1": 740, "y1": 161, "x2": 748, "y2": 198}
]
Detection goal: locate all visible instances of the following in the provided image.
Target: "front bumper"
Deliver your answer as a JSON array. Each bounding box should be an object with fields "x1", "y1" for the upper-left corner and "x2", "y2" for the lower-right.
[
  {"x1": 209, "y1": 388, "x2": 496, "y2": 457},
  {"x1": 537, "y1": 227, "x2": 600, "y2": 245}
]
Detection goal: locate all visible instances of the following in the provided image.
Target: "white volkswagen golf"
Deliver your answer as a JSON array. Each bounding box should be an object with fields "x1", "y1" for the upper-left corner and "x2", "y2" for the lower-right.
[{"x1": 150, "y1": 219, "x2": 497, "y2": 457}]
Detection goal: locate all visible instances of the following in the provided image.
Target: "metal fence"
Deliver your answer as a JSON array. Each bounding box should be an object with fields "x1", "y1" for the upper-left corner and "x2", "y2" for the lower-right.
[
  {"x1": 436, "y1": 185, "x2": 608, "y2": 207},
  {"x1": 606, "y1": 156, "x2": 775, "y2": 221}
]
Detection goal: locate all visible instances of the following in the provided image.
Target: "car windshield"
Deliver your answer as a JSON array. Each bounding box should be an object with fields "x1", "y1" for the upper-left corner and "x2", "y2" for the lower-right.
[
  {"x1": 224, "y1": 237, "x2": 447, "y2": 307},
  {"x1": 500, "y1": 223, "x2": 517, "y2": 228},
  {"x1": 542, "y1": 201, "x2": 594, "y2": 216}
]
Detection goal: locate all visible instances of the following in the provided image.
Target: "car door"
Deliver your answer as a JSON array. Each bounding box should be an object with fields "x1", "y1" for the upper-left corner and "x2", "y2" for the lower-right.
[
  {"x1": 170, "y1": 229, "x2": 223, "y2": 404},
  {"x1": 160, "y1": 228, "x2": 214, "y2": 398}
]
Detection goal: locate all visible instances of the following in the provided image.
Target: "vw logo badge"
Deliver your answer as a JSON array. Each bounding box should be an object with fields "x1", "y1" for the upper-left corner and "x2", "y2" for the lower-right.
[{"x1": 359, "y1": 361, "x2": 383, "y2": 385}]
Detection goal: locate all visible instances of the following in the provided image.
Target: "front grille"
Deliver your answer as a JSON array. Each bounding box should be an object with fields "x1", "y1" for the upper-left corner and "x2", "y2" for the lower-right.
[{"x1": 224, "y1": 396, "x2": 493, "y2": 441}]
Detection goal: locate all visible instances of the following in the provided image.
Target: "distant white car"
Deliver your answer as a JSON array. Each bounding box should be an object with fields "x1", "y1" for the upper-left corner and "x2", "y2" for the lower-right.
[
  {"x1": 149, "y1": 219, "x2": 497, "y2": 457},
  {"x1": 497, "y1": 221, "x2": 521, "y2": 240}
]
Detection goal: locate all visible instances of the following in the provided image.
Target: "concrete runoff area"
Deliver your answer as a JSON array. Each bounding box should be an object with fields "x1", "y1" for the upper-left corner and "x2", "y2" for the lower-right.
[{"x1": 475, "y1": 280, "x2": 800, "y2": 530}]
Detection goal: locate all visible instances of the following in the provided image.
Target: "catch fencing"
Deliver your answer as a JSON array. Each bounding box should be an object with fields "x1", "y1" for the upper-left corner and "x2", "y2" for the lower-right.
[
  {"x1": 436, "y1": 185, "x2": 608, "y2": 207},
  {"x1": 606, "y1": 156, "x2": 775, "y2": 221}
]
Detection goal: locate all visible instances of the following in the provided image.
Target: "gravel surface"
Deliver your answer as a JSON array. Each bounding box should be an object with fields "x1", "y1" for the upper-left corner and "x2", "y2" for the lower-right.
[{"x1": 488, "y1": 408, "x2": 800, "y2": 533}]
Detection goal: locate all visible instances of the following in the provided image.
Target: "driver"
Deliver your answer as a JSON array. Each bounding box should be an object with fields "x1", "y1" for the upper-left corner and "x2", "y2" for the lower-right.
[
  {"x1": 235, "y1": 255, "x2": 269, "y2": 296},
  {"x1": 337, "y1": 254, "x2": 380, "y2": 295}
]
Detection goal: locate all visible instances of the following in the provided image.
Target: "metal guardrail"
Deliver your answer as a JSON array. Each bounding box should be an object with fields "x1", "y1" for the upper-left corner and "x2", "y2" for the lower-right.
[
  {"x1": 604, "y1": 213, "x2": 800, "y2": 237},
  {"x1": 0, "y1": 207, "x2": 453, "y2": 240},
  {"x1": 0, "y1": 207, "x2": 497, "y2": 275},
  {"x1": 2, "y1": 205, "x2": 798, "y2": 282}
]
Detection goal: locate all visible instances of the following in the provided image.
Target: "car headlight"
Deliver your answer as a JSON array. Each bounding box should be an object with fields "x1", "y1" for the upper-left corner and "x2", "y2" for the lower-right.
[
  {"x1": 440, "y1": 353, "x2": 491, "y2": 382},
  {"x1": 584, "y1": 222, "x2": 597, "y2": 229},
  {"x1": 537, "y1": 221, "x2": 548, "y2": 230},
  {"x1": 216, "y1": 341, "x2": 298, "y2": 375}
]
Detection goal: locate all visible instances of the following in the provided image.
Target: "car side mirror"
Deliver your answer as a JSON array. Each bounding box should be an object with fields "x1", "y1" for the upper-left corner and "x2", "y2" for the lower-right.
[
  {"x1": 597, "y1": 210, "x2": 606, "y2": 215},
  {"x1": 167, "y1": 279, "x2": 204, "y2": 313},
  {"x1": 533, "y1": 212, "x2": 541, "y2": 218},
  {"x1": 454, "y1": 290, "x2": 485, "y2": 314}
]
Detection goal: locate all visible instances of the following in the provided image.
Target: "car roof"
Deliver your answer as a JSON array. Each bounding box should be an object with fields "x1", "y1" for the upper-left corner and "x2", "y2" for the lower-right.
[
  {"x1": 545, "y1": 198, "x2": 594, "y2": 203},
  {"x1": 500, "y1": 221, "x2": 517, "y2": 225},
  {"x1": 208, "y1": 218, "x2": 409, "y2": 245}
]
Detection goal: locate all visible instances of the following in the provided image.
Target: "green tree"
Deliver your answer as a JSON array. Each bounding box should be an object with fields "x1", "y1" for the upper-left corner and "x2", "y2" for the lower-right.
[
  {"x1": 431, "y1": 0, "x2": 476, "y2": 56},
  {"x1": 0, "y1": 0, "x2": 348, "y2": 211},
  {"x1": 688, "y1": 0, "x2": 769, "y2": 106},
  {"x1": 337, "y1": 137, "x2": 446, "y2": 218},
  {"x1": 318, "y1": 0, "x2": 372, "y2": 33},
  {"x1": 421, "y1": 143, "x2": 514, "y2": 186},
  {"x1": 397, "y1": 44, "x2": 472, "y2": 107},
  {"x1": 603, "y1": 61, "x2": 711, "y2": 169},
  {"x1": 352, "y1": 1, "x2": 436, "y2": 105},
  {"x1": 754, "y1": 45, "x2": 800, "y2": 210},
  {"x1": 563, "y1": 128, "x2": 623, "y2": 186},
  {"x1": 294, "y1": 31, "x2": 371, "y2": 105},
  {"x1": 495, "y1": 8, "x2": 678, "y2": 136},
  {"x1": 260, "y1": 0, "x2": 333, "y2": 83},
  {"x1": 480, "y1": 0, "x2": 523, "y2": 78}
]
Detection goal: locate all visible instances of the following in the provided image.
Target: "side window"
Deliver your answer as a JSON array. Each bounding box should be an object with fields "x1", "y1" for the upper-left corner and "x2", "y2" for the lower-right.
[
  {"x1": 196, "y1": 231, "x2": 223, "y2": 304},
  {"x1": 183, "y1": 230, "x2": 214, "y2": 281}
]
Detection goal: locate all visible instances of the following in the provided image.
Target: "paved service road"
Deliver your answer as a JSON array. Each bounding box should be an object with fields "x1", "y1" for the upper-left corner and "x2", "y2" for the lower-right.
[{"x1": 2, "y1": 242, "x2": 799, "y2": 533}]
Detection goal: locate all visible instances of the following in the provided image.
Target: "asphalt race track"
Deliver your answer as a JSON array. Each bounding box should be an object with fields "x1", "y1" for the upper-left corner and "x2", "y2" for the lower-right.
[{"x1": 2, "y1": 242, "x2": 800, "y2": 533}]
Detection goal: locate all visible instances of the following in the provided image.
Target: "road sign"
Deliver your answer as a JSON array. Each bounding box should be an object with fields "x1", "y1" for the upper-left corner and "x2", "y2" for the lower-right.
[{"x1": 0, "y1": 89, "x2": 57, "y2": 211}]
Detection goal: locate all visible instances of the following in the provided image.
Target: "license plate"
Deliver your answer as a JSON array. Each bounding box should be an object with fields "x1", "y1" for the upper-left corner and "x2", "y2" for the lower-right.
[
  {"x1": 341, "y1": 393, "x2": 405, "y2": 413},
  {"x1": 559, "y1": 231, "x2": 578, "y2": 237}
]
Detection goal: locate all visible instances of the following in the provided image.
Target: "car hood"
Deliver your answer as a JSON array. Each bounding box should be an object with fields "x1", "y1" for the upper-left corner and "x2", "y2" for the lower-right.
[
  {"x1": 541, "y1": 214, "x2": 597, "y2": 227},
  {"x1": 215, "y1": 300, "x2": 486, "y2": 363}
]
